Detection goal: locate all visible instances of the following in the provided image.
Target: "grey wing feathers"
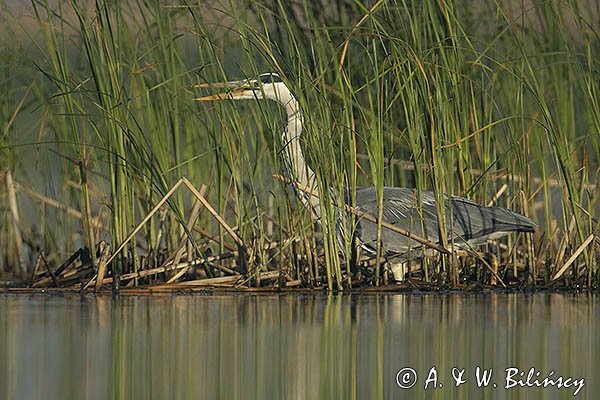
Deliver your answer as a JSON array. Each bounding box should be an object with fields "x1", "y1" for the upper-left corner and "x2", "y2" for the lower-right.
[
  {"x1": 448, "y1": 196, "x2": 536, "y2": 241},
  {"x1": 351, "y1": 187, "x2": 535, "y2": 257}
]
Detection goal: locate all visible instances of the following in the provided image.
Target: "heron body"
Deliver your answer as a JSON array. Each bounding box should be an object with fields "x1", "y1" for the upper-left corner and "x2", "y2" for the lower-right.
[
  {"x1": 196, "y1": 72, "x2": 536, "y2": 265},
  {"x1": 353, "y1": 187, "x2": 535, "y2": 259}
]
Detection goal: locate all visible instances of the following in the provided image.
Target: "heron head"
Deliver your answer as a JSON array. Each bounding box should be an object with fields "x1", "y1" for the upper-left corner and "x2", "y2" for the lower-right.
[{"x1": 194, "y1": 72, "x2": 285, "y2": 102}]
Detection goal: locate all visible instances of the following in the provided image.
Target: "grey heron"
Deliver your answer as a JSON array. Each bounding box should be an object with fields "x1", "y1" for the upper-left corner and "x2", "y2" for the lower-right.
[{"x1": 195, "y1": 72, "x2": 536, "y2": 276}]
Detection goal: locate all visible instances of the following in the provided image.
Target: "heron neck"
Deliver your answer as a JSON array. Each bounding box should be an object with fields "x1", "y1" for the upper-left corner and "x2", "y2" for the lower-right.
[{"x1": 276, "y1": 89, "x2": 321, "y2": 217}]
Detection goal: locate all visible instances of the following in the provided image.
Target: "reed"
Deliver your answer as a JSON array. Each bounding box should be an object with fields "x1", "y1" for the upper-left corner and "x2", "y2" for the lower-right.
[{"x1": 0, "y1": 0, "x2": 598, "y2": 291}]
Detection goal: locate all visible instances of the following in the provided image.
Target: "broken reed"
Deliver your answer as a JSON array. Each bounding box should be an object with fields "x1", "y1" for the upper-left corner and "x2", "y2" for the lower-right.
[{"x1": 1, "y1": 0, "x2": 599, "y2": 290}]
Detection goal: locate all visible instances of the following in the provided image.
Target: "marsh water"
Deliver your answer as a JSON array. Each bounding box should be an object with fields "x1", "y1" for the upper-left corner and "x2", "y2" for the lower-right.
[{"x1": 0, "y1": 293, "x2": 596, "y2": 400}]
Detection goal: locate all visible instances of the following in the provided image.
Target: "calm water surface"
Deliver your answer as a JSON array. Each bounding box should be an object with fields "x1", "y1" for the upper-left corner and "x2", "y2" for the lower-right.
[{"x1": 0, "y1": 293, "x2": 597, "y2": 399}]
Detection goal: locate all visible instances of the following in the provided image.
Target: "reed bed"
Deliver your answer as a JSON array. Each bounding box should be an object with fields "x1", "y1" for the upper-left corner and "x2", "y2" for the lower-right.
[{"x1": 0, "y1": 0, "x2": 599, "y2": 292}]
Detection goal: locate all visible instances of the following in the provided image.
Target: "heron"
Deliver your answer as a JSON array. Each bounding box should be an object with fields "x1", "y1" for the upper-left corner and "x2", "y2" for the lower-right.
[{"x1": 195, "y1": 72, "x2": 536, "y2": 280}]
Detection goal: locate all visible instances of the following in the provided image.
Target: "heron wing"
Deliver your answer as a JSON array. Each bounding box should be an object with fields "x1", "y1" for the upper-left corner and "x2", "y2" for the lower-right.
[
  {"x1": 351, "y1": 187, "x2": 534, "y2": 256},
  {"x1": 353, "y1": 187, "x2": 445, "y2": 255}
]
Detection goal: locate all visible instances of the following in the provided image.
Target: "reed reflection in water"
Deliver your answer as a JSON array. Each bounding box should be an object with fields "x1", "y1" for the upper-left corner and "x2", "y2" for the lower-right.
[{"x1": 0, "y1": 293, "x2": 597, "y2": 399}]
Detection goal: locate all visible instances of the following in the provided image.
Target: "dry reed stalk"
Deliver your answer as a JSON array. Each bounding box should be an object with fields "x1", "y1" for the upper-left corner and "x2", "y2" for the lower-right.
[
  {"x1": 487, "y1": 184, "x2": 508, "y2": 207},
  {"x1": 94, "y1": 241, "x2": 111, "y2": 291},
  {"x1": 79, "y1": 160, "x2": 97, "y2": 274},
  {"x1": 5, "y1": 170, "x2": 26, "y2": 278},
  {"x1": 40, "y1": 251, "x2": 58, "y2": 287},
  {"x1": 5, "y1": 84, "x2": 31, "y2": 133},
  {"x1": 489, "y1": 253, "x2": 499, "y2": 286},
  {"x1": 53, "y1": 248, "x2": 85, "y2": 277},
  {"x1": 13, "y1": 181, "x2": 101, "y2": 227},
  {"x1": 29, "y1": 255, "x2": 43, "y2": 287},
  {"x1": 165, "y1": 193, "x2": 205, "y2": 284},
  {"x1": 157, "y1": 274, "x2": 247, "y2": 287},
  {"x1": 554, "y1": 216, "x2": 577, "y2": 275},
  {"x1": 588, "y1": 221, "x2": 600, "y2": 287},
  {"x1": 338, "y1": 0, "x2": 386, "y2": 70},
  {"x1": 193, "y1": 226, "x2": 237, "y2": 251},
  {"x1": 86, "y1": 252, "x2": 237, "y2": 287},
  {"x1": 65, "y1": 179, "x2": 103, "y2": 199},
  {"x1": 120, "y1": 265, "x2": 252, "y2": 288},
  {"x1": 159, "y1": 271, "x2": 279, "y2": 287},
  {"x1": 33, "y1": 252, "x2": 88, "y2": 288},
  {"x1": 552, "y1": 234, "x2": 595, "y2": 281},
  {"x1": 181, "y1": 178, "x2": 246, "y2": 248},
  {"x1": 207, "y1": 263, "x2": 238, "y2": 275}
]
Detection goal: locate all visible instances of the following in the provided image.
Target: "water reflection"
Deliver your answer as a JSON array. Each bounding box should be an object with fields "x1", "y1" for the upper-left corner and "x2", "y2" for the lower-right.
[{"x1": 0, "y1": 293, "x2": 597, "y2": 399}]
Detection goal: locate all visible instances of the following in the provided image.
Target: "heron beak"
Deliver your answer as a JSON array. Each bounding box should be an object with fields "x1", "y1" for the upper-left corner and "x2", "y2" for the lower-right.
[
  {"x1": 193, "y1": 90, "x2": 250, "y2": 101},
  {"x1": 193, "y1": 80, "x2": 252, "y2": 101}
]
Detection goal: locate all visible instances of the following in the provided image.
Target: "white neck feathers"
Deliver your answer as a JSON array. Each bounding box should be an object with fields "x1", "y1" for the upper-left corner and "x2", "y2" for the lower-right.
[{"x1": 268, "y1": 83, "x2": 321, "y2": 217}]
